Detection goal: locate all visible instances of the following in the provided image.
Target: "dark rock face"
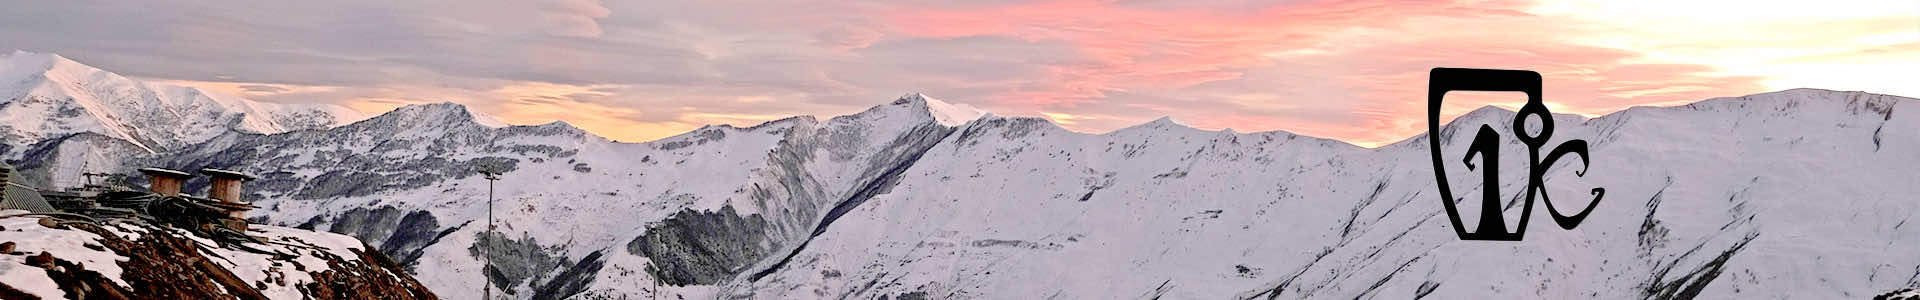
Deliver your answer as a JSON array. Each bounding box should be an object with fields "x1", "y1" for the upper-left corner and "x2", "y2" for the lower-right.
[
  {"x1": 531, "y1": 250, "x2": 606, "y2": 300},
  {"x1": 382, "y1": 210, "x2": 459, "y2": 268},
  {"x1": 1878, "y1": 288, "x2": 1920, "y2": 300},
  {"x1": 658, "y1": 129, "x2": 726, "y2": 151},
  {"x1": 881, "y1": 291, "x2": 930, "y2": 300},
  {"x1": 627, "y1": 206, "x2": 772, "y2": 286},
  {"x1": 469, "y1": 231, "x2": 564, "y2": 294},
  {"x1": 295, "y1": 171, "x2": 388, "y2": 200},
  {"x1": 1643, "y1": 233, "x2": 1760, "y2": 300},
  {"x1": 324, "y1": 206, "x2": 407, "y2": 244},
  {"x1": 749, "y1": 123, "x2": 958, "y2": 282},
  {"x1": 324, "y1": 206, "x2": 456, "y2": 268}
]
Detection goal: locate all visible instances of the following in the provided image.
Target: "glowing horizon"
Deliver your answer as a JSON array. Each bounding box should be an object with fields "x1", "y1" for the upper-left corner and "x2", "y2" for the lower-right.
[{"x1": 6, "y1": 0, "x2": 1913, "y2": 147}]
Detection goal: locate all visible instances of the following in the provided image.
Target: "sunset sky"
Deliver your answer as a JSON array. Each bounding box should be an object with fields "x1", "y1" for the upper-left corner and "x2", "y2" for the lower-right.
[{"x1": 2, "y1": 0, "x2": 1915, "y2": 147}]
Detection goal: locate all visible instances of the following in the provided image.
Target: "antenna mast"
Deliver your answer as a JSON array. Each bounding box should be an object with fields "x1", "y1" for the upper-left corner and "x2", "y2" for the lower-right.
[{"x1": 478, "y1": 169, "x2": 501, "y2": 300}]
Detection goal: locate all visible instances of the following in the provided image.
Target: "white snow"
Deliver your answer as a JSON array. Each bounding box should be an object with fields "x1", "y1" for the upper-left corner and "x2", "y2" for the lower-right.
[
  {"x1": 0, "y1": 210, "x2": 134, "y2": 295},
  {"x1": 908, "y1": 93, "x2": 987, "y2": 126},
  {"x1": 471, "y1": 111, "x2": 511, "y2": 128},
  {"x1": 727, "y1": 88, "x2": 1920, "y2": 299}
]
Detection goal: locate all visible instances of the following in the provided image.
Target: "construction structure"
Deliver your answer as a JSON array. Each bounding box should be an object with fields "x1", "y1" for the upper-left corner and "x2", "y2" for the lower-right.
[
  {"x1": 200, "y1": 168, "x2": 258, "y2": 231},
  {"x1": 140, "y1": 167, "x2": 192, "y2": 196},
  {"x1": 0, "y1": 163, "x2": 263, "y2": 242}
]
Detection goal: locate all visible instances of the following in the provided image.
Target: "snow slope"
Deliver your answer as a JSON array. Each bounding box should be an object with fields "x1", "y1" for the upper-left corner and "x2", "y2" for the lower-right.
[
  {"x1": 219, "y1": 87, "x2": 1906, "y2": 300},
  {"x1": 733, "y1": 88, "x2": 1920, "y2": 299},
  {"x1": 904, "y1": 93, "x2": 986, "y2": 127}
]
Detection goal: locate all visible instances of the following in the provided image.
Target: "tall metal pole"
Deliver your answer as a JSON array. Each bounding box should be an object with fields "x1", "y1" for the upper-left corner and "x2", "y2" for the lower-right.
[{"x1": 480, "y1": 170, "x2": 500, "y2": 300}]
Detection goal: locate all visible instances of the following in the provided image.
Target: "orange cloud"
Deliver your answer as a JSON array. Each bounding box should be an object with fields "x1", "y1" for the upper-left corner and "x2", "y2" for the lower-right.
[
  {"x1": 135, "y1": 0, "x2": 1912, "y2": 148},
  {"x1": 877, "y1": 0, "x2": 1541, "y2": 106},
  {"x1": 873, "y1": 0, "x2": 1791, "y2": 147}
]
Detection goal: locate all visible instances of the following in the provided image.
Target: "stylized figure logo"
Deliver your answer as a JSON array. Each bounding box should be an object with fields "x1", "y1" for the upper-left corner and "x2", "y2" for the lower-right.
[{"x1": 1428, "y1": 68, "x2": 1605, "y2": 241}]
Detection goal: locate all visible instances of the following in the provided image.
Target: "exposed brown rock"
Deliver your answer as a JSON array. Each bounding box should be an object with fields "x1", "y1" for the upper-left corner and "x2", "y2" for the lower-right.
[
  {"x1": 6, "y1": 221, "x2": 438, "y2": 300},
  {"x1": 0, "y1": 283, "x2": 37, "y2": 300},
  {"x1": 26, "y1": 251, "x2": 53, "y2": 268},
  {"x1": 302, "y1": 248, "x2": 438, "y2": 299},
  {"x1": 38, "y1": 251, "x2": 132, "y2": 300}
]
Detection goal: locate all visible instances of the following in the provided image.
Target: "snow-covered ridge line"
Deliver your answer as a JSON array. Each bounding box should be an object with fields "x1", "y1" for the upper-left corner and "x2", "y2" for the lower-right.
[
  {"x1": 726, "y1": 86, "x2": 1915, "y2": 298},
  {"x1": 0, "y1": 50, "x2": 367, "y2": 155},
  {"x1": 623, "y1": 88, "x2": 1898, "y2": 151}
]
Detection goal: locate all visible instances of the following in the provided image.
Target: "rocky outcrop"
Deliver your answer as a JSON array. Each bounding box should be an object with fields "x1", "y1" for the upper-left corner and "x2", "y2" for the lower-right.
[
  {"x1": 628, "y1": 206, "x2": 771, "y2": 286},
  {"x1": 0, "y1": 210, "x2": 437, "y2": 299},
  {"x1": 321, "y1": 206, "x2": 460, "y2": 269}
]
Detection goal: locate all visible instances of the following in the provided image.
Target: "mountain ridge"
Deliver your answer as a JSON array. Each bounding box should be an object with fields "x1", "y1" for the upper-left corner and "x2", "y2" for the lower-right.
[
  {"x1": 0, "y1": 51, "x2": 366, "y2": 155},
  {"x1": 1, "y1": 52, "x2": 1915, "y2": 299}
]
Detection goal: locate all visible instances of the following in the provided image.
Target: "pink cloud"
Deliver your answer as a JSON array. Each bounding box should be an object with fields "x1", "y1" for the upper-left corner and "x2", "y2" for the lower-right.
[
  {"x1": 816, "y1": 25, "x2": 886, "y2": 51},
  {"x1": 867, "y1": 0, "x2": 1769, "y2": 146},
  {"x1": 76, "y1": 0, "x2": 1869, "y2": 147}
]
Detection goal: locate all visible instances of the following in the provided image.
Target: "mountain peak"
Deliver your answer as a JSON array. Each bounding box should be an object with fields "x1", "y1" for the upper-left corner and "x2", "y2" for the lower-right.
[
  {"x1": 1105, "y1": 116, "x2": 1199, "y2": 136},
  {"x1": 0, "y1": 51, "x2": 144, "y2": 92},
  {"x1": 2, "y1": 50, "x2": 77, "y2": 69},
  {"x1": 1439, "y1": 105, "x2": 1601, "y2": 134},
  {"x1": 360, "y1": 102, "x2": 483, "y2": 130},
  {"x1": 2, "y1": 50, "x2": 106, "y2": 89},
  {"x1": 392, "y1": 102, "x2": 470, "y2": 114},
  {"x1": 888, "y1": 93, "x2": 986, "y2": 126},
  {"x1": 1453, "y1": 105, "x2": 1516, "y2": 124},
  {"x1": 353, "y1": 102, "x2": 531, "y2": 137},
  {"x1": 892, "y1": 92, "x2": 931, "y2": 104}
]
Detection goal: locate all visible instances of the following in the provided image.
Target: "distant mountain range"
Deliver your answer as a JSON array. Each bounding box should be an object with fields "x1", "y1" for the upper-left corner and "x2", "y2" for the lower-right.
[
  {"x1": 0, "y1": 51, "x2": 431, "y2": 299},
  {"x1": 1, "y1": 51, "x2": 1915, "y2": 299}
]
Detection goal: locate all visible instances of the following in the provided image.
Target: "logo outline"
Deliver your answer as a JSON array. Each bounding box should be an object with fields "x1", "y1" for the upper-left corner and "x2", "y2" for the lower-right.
[{"x1": 1428, "y1": 67, "x2": 1606, "y2": 241}]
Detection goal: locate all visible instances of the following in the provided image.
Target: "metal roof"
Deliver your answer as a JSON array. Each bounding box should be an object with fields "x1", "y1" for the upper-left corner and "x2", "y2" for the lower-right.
[{"x1": 1, "y1": 182, "x2": 58, "y2": 213}]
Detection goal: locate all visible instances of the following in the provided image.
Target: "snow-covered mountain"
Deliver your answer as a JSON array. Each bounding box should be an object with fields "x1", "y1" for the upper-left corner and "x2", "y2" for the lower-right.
[
  {"x1": 0, "y1": 53, "x2": 1915, "y2": 299},
  {"x1": 0, "y1": 51, "x2": 365, "y2": 155},
  {"x1": 140, "y1": 92, "x2": 978, "y2": 299},
  {"x1": 736, "y1": 89, "x2": 1918, "y2": 299}
]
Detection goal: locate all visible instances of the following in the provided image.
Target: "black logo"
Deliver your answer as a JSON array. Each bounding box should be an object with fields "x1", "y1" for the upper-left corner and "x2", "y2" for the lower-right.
[{"x1": 1427, "y1": 68, "x2": 1605, "y2": 241}]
